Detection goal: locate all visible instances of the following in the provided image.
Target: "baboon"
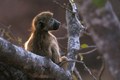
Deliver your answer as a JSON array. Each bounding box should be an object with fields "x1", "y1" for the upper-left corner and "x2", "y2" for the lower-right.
[{"x1": 24, "y1": 11, "x2": 61, "y2": 63}]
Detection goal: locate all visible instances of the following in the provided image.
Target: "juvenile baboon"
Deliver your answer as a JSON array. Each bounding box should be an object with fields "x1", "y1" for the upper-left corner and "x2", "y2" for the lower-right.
[{"x1": 24, "y1": 11, "x2": 61, "y2": 63}]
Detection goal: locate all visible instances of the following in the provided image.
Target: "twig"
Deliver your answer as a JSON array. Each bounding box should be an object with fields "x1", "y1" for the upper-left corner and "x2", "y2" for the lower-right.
[
  {"x1": 59, "y1": 56, "x2": 97, "y2": 80},
  {"x1": 53, "y1": 0, "x2": 73, "y2": 13},
  {"x1": 74, "y1": 68, "x2": 83, "y2": 80},
  {"x1": 0, "y1": 23, "x2": 23, "y2": 46},
  {"x1": 80, "y1": 48, "x2": 97, "y2": 55},
  {"x1": 59, "y1": 58, "x2": 97, "y2": 80},
  {"x1": 98, "y1": 58, "x2": 105, "y2": 80},
  {"x1": 0, "y1": 23, "x2": 17, "y2": 41},
  {"x1": 81, "y1": 61, "x2": 97, "y2": 80},
  {"x1": 86, "y1": 45, "x2": 96, "y2": 48},
  {"x1": 0, "y1": 28, "x2": 5, "y2": 37}
]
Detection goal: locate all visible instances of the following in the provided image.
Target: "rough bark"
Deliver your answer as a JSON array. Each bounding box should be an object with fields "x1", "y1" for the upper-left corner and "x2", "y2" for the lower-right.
[
  {"x1": 0, "y1": 62, "x2": 32, "y2": 80},
  {"x1": 66, "y1": 2, "x2": 84, "y2": 73},
  {"x1": 77, "y1": 0, "x2": 120, "y2": 80},
  {"x1": 0, "y1": 37, "x2": 71, "y2": 80}
]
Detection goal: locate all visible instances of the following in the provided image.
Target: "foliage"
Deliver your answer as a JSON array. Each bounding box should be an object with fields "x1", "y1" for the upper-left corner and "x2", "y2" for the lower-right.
[
  {"x1": 92, "y1": 0, "x2": 106, "y2": 8},
  {"x1": 81, "y1": 43, "x2": 88, "y2": 49}
]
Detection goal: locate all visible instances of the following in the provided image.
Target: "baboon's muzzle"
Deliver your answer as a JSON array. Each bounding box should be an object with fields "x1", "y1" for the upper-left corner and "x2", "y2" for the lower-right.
[
  {"x1": 53, "y1": 19, "x2": 61, "y2": 30},
  {"x1": 48, "y1": 18, "x2": 61, "y2": 30}
]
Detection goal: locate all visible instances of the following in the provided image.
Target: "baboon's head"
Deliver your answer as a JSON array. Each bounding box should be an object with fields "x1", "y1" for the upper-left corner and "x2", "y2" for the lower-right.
[{"x1": 32, "y1": 11, "x2": 61, "y2": 31}]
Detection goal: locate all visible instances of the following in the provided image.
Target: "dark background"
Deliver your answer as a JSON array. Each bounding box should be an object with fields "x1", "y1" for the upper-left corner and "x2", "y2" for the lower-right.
[{"x1": 0, "y1": 0, "x2": 67, "y2": 42}]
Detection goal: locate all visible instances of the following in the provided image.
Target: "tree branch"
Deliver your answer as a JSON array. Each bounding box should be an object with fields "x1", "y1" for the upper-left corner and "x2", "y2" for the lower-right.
[
  {"x1": 78, "y1": 0, "x2": 120, "y2": 79},
  {"x1": 66, "y1": 1, "x2": 85, "y2": 73},
  {"x1": 0, "y1": 37, "x2": 71, "y2": 80}
]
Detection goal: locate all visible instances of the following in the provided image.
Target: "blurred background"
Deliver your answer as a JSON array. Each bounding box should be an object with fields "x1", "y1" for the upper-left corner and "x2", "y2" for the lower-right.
[{"x1": 0, "y1": 0, "x2": 117, "y2": 80}]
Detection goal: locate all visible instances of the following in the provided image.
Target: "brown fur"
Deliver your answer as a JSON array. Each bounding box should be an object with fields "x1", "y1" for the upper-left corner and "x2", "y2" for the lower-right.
[
  {"x1": 24, "y1": 11, "x2": 61, "y2": 63},
  {"x1": 59, "y1": 56, "x2": 69, "y2": 71}
]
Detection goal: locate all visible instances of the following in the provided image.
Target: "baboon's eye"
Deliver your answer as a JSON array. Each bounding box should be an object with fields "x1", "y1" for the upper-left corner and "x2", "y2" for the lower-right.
[
  {"x1": 36, "y1": 21, "x2": 45, "y2": 30},
  {"x1": 48, "y1": 18, "x2": 54, "y2": 27},
  {"x1": 39, "y1": 21, "x2": 44, "y2": 26}
]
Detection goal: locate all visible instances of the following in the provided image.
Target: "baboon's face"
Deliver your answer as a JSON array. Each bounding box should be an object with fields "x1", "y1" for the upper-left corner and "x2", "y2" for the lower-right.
[
  {"x1": 47, "y1": 18, "x2": 61, "y2": 30},
  {"x1": 36, "y1": 18, "x2": 61, "y2": 31}
]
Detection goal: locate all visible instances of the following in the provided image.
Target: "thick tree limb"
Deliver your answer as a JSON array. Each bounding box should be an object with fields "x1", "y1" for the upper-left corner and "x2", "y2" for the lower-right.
[
  {"x1": 66, "y1": 3, "x2": 84, "y2": 72},
  {"x1": 78, "y1": 0, "x2": 120, "y2": 80},
  {"x1": 0, "y1": 37, "x2": 71, "y2": 80}
]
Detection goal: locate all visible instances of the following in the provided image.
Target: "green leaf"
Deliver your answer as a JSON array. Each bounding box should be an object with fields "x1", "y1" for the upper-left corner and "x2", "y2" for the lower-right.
[
  {"x1": 81, "y1": 44, "x2": 88, "y2": 49},
  {"x1": 92, "y1": 0, "x2": 106, "y2": 8}
]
